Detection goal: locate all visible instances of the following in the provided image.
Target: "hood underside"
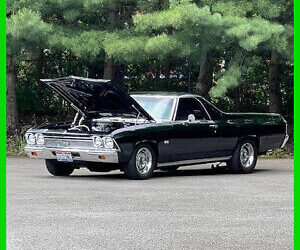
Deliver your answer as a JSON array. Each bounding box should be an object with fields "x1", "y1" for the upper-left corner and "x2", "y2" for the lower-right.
[{"x1": 40, "y1": 76, "x2": 154, "y2": 121}]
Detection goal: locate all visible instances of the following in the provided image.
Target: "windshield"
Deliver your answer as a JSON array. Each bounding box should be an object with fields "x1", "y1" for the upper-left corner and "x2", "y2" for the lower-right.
[{"x1": 131, "y1": 96, "x2": 175, "y2": 121}]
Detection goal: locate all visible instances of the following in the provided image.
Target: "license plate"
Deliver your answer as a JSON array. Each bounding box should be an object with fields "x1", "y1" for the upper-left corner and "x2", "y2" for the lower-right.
[{"x1": 56, "y1": 151, "x2": 73, "y2": 162}]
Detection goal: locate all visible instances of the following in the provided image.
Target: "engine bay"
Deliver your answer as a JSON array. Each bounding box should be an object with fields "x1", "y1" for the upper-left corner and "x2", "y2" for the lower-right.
[{"x1": 67, "y1": 116, "x2": 149, "y2": 134}]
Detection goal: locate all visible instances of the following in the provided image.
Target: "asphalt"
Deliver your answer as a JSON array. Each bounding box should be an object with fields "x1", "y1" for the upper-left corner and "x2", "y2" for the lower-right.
[{"x1": 7, "y1": 157, "x2": 294, "y2": 250}]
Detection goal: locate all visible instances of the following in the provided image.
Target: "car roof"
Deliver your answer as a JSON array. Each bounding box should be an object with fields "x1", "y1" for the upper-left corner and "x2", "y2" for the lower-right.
[{"x1": 130, "y1": 91, "x2": 196, "y2": 98}]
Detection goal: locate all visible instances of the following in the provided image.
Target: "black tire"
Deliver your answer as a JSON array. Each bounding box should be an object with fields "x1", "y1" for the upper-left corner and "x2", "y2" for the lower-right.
[
  {"x1": 160, "y1": 166, "x2": 179, "y2": 171},
  {"x1": 124, "y1": 144, "x2": 157, "y2": 180},
  {"x1": 227, "y1": 139, "x2": 258, "y2": 174},
  {"x1": 45, "y1": 159, "x2": 75, "y2": 176}
]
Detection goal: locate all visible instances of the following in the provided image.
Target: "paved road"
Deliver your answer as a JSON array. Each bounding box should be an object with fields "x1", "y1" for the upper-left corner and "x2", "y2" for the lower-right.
[{"x1": 7, "y1": 157, "x2": 293, "y2": 250}]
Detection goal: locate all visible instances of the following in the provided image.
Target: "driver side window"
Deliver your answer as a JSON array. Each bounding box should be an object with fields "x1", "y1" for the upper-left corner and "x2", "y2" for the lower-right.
[{"x1": 175, "y1": 98, "x2": 209, "y2": 121}]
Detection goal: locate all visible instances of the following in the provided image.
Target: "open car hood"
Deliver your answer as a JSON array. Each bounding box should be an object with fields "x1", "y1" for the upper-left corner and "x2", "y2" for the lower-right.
[{"x1": 40, "y1": 76, "x2": 154, "y2": 121}]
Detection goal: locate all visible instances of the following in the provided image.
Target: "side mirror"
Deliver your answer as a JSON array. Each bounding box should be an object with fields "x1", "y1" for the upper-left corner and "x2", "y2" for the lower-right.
[{"x1": 188, "y1": 114, "x2": 196, "y2": 122}]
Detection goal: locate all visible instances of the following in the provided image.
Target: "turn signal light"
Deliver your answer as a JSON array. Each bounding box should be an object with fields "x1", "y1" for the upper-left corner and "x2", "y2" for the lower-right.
[
  {"x1": 31, "y1": 152, "x2": 38, "y2": 157},
  {"x1": 98, "y1": 155, "x2": 106, "y2": 160}
]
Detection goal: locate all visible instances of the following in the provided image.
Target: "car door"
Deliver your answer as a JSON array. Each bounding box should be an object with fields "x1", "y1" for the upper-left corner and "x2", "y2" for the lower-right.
[
  {"x1": 197, "y1": 97, "x2": 238, "y2": 156},
  {"x1": 169, "y1": 97, "x2": 222, "y2": 162}
]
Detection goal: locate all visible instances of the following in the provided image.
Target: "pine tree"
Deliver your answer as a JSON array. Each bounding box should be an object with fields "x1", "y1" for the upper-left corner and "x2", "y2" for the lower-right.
[
  {"x1": 6, "y1": 0, "x2": 157, "y2": 131},
  {"x1": 6, "y1": 0, "x2": 293, "y2": 133},
  {"x1": 104, "y1": 0, "x2": 293, "y2": 99}
]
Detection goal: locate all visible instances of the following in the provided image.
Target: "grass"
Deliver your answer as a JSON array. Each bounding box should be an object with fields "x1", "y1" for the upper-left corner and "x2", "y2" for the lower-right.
[
  {"x1": 6, "y1": 135, "x2": 26, "y2": 156},
  {"x1": 6, "y1": 126, "x2": 30, "y2": 156},
  {"x1": 260, "y1": 143, "x2": 294, "y2": 159}
]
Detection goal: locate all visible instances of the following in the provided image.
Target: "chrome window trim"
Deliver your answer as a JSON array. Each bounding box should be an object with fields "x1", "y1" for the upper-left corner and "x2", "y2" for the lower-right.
[
  {"x1": 131, "y1": 94, "x2": 177, "y2": 122},
  {"x1": 196, "y1": 95, "x2": 225, "y2": 116},
  {"x1": 195, "y1": 98, "x2": 212, "y2": 120},
  {"x1": 171, "y1": 97, "x2": 179, "y2": 121},
  {"x1": 172, "y1": 96, "x2": 212, "y2": 121}
]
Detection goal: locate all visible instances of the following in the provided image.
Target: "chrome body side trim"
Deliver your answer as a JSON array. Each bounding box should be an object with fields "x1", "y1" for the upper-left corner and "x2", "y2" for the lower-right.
[
  {"x1": 157, "y1": 156, "x2": 232, "y2": 167},
  {"x1": 280, "y1": 134, "x2": 289, "y2": 148}
]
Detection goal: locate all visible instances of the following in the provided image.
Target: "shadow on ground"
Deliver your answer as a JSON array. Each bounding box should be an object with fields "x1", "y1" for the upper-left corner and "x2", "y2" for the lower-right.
[{"x1": 40, "y1": 167, "x2": 272, "y2": 181}]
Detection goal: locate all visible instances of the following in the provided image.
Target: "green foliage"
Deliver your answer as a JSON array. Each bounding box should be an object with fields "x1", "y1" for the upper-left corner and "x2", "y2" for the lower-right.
[
  {"x1": 145, "y1": 34, "x2": 188, "y2": 58},
  {"x1": 224, "y1": 17, "x2": 284, "y2": 51},
  {"x1": 103, "y1": 33, "x2": 149, "y2": 63},
  {"x1": 101, "y1": 0, "x2": 293, "y2": 97},
  {"x1": 6, "y1": 135, "x2": 26, "y2": 156},
  {"x1": 6, "y1": 126, "x2": 29, "y2": 156},
  {"x1": 211, "y1": 55, "x2": 269, "y2": 113},
  {"x1": 6, "y1": 0, "x2": 294, "y2": 120},
  {"x1": 212, "y1": 1, "x2": 252, "y2": 17},
  {"x1": 136, "y1": 0, "x2": 170, "y2": 13},
  {"x1": 6, "y1": 8, "x2": 53, "y2": 55},
  {"x1": 132, "y1": 1, "x2": 287, "y2": 53},
  {"x1": 15, "y1": 50, "x2": 95, "y2": 118},
  {"x1": 210, "y1": 64, "x2": 242, "y2": 98},
  {"x1": 260, "y1": 145, "x2": 293, "y2": 159},
  {"x1": 211, "y1": 0, "x2": 284, "y2": 19},
  {"x1": 50, "y1": 30, "x2": 107, "y2": 59},
  {"x1": 6, "y1": 0, "x2": 117, "y2": 60}
]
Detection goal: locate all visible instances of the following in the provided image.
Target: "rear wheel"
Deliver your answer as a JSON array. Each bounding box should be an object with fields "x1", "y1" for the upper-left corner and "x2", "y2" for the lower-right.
[
  {"x1": 45, "y1": 159, "x2": 75, "y2": 176},
  {"x1": 124, "y1": 144, "x2": 156, "y2": 180},
  {"x1": 227, "y1": 139, "x2": 258, "y2": 174}
]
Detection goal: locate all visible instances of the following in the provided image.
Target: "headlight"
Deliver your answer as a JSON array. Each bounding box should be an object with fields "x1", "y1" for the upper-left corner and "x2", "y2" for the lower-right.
[
  {"x1": 25, "y1": 133, "x2": 36, "y2": 145},
  {"x1": 93, "y1": 136, "x2": 103, "y2": 148},
  {"x1": 36, "y1": 133, "x2": 45, "y2": 145},
  {"x1": 103, "y1": 137, "x2": 114, "y2": 149}
]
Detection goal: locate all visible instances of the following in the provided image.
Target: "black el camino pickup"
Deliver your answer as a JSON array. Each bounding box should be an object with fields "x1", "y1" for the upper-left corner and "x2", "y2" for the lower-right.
[{"x1": 25, "y1": 76, "x2": 289, "y2": 179}]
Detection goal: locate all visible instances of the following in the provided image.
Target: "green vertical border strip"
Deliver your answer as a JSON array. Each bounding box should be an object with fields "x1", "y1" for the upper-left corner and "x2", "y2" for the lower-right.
[
  {"x1": 295, "y1": 0, "x2": 297, "y2": 248},
  {"x1": 0, "y1": 0, "x2": 6, "y2": 249}
]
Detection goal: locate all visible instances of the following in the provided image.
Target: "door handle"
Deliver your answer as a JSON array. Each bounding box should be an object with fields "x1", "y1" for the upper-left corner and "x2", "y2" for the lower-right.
[{"x1": 209, "y1": 124, "x2": 218, "y2": 129}]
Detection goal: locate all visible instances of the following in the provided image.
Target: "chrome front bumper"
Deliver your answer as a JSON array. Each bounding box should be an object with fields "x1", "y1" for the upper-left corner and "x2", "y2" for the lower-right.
[
  {"x1": 25, "y1": 146, "x2": 119, "y2": 163},
  {"x1": 280, "y1": 134, "x2": 289, "y2": 148}
]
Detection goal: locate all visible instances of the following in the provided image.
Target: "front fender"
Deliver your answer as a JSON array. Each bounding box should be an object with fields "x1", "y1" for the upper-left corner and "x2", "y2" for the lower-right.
[{"x1": 113, "y1": 123, "x2": 173, "y2": 163}]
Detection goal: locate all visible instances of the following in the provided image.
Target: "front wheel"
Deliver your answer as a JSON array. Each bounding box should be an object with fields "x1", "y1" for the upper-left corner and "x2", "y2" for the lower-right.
[
  {"x1": 227, "y1": 139, "x2": 258, "y2": 174},
  {"x1": 124, "y1": 144, "x2": 156, "y2": 180},
  {"x1": 45, "y1": 159, "x2": 75, "y2": 176}
]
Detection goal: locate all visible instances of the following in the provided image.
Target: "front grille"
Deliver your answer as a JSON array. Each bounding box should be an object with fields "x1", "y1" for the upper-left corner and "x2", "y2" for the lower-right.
[{"x1": 45, "y1": 136, "x2": 94, "y2": 149}]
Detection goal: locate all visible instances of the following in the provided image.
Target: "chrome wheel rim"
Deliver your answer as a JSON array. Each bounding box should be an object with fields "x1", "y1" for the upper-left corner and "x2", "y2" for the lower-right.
[
  {"x1": 136, "y1": 148, "x2": 152, "y2": 174},
  {"x1": 240, "y1": 143, "x2": 254, "y2": 168}
]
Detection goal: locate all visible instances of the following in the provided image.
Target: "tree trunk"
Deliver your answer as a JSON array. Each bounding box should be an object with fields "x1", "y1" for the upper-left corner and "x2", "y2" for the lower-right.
[
  {"x1": 103, "y1": 1, "x2": 123, "y2": 83},
  {"x1": 6, "y1": 55, "x2": 19, "y2": 134},
  {"x1": 195, "y1": 50, "x2": 214, "y2": 99},
  {"x1": 103, "y1": 58, "x2": 124, "y2": 84},
  {"x1": 268, "y1": 52, "x2": 281, "y2": 113},
  {"x1": 103, "y1": 57, "x2": 116, "y2": 80}
]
